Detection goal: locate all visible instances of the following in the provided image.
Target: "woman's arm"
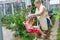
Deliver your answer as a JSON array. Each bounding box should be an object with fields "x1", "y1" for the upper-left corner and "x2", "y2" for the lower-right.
[{"x1": 28, "y1": 7, "x2": 46, "y2": 18}]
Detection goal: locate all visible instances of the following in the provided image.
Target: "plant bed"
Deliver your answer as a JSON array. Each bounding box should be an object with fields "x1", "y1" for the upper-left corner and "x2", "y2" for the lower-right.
[{"x1": 1, "y1": 8, "x2": 35, "y2": 40}]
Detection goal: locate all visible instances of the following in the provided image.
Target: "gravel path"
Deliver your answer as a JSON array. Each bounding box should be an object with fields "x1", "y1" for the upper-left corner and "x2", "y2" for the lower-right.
[
  {"x1": 50, "y1": 16, "x2": 59, "y2": 40},
  {"x1": 2, "y1": 27, "x2": 15, "y2": 40}
]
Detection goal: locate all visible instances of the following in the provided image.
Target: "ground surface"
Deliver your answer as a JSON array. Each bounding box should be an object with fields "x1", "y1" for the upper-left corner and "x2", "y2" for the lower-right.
[
  {"x1": 50, "y1": 16, "x2": 59, "y2": 40},
  {"x1": 2, "y1": 27, "x2": 14, "y2": 40}
]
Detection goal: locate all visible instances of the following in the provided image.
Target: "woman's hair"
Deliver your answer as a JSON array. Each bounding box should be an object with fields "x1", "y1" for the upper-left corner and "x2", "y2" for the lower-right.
[{"x1": 34, "y1": 0, "x2": 41, "y2": 3}]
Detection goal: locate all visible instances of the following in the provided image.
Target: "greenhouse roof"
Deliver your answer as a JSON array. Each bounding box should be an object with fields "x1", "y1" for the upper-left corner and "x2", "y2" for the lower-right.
[
  {"x1": 0, "y1": 0, "x2": 17, "y2": 4},
  {"x1": 50, "y1": 0, "x2": 60, "y2": 4}
]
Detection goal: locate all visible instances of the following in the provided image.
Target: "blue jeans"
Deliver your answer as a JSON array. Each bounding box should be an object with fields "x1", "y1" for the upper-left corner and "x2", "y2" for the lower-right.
[{"x1": 46, "y1": 18, "x2": 50, "y2": 27}]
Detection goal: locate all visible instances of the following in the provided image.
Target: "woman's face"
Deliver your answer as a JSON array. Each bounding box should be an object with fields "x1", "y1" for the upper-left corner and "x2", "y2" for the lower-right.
[{"x1": 34, "y1": 2, "x2": 40, "y2": 8}]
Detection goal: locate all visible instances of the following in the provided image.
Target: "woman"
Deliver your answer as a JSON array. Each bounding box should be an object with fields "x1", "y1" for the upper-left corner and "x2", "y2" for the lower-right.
[{"x1": 27, "y1": 0, "x2": 51, "y2": 40}]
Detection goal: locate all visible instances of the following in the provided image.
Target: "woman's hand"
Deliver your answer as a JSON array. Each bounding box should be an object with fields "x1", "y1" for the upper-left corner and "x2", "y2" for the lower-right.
[
  {"x1": 27, "y1": 14, "x2": 36, "y2": 18},
  {"x1": 28, "y1": 14, "x2": 33, "y2": 18}
]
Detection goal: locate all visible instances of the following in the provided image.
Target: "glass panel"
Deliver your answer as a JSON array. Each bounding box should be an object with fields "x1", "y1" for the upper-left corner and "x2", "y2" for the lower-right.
[
  {"x1": 13, "y1": 2, "x2": 21, "y2": 13},
  {"x1": 0, "y1": 4, "x2": 4, "y2": 17},
  {"x1": 5, "y1": 3, "x2": 12, "y2": 14}
]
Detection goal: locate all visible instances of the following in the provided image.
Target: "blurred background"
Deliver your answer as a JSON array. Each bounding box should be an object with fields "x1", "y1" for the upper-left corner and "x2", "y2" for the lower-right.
[{"x1": 0, "y1": 0, "x2": 60, "y2": 40}]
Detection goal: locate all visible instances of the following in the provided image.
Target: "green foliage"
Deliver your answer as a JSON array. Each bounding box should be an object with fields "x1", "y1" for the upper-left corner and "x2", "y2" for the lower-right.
[
  {"x1": 13, "y1": 33, "x2": 34, "y2": 40},
  {"x1": 31, "y1": 0, "x2": 35, "y2": 13},
  {"x1": 54, "y1": 7, "x2": 60, "y2": 40},
  {"x1": 53, "y1": 8, "x2": 60, "y2": 16},
  {"x1": 31, "y1": 0, "x2": 37, "y2": 26},
  {"x1": 1, "y1": 0, "x2": 35, "y2": 39},
  {"x1": 1, "y1": 9, "x2": 32, "y2": 37},
  {"x1": 51, "y1": 8, "x2": 60, "y2": 24}
]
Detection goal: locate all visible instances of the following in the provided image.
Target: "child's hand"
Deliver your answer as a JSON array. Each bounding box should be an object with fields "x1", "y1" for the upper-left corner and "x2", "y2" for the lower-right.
[{"x1": 28, "y1": 14, "x2": 34, "y2": 18}]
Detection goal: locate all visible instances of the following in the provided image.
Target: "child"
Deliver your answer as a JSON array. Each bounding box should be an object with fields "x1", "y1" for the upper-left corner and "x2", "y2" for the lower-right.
[{"x1": 23, "y1": 17, "x2": 46, "y2": 36}]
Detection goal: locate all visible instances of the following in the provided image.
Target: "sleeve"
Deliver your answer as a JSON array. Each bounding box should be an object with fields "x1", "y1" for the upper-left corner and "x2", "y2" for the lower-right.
[
  {"x1": 39, "y1": 6, "x2": 45, "y2": 14},
  {"x1": 39, "y1": 7, "x2": 43, "y2": 13},
  {"x1": 35, "y1": 6, "x2": 45, "y2": 15}
]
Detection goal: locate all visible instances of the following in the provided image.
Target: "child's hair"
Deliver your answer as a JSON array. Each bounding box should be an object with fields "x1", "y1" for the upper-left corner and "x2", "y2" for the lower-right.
[
  {"x1": 28, "y1": 18, "x2": 34, "y2": 25},
  {"x1": 24, "y1": 17, "x2": 34, "y2": 24},
  {"x1": 29, "y1": 18, "x2": 33, "y2": 22}
]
